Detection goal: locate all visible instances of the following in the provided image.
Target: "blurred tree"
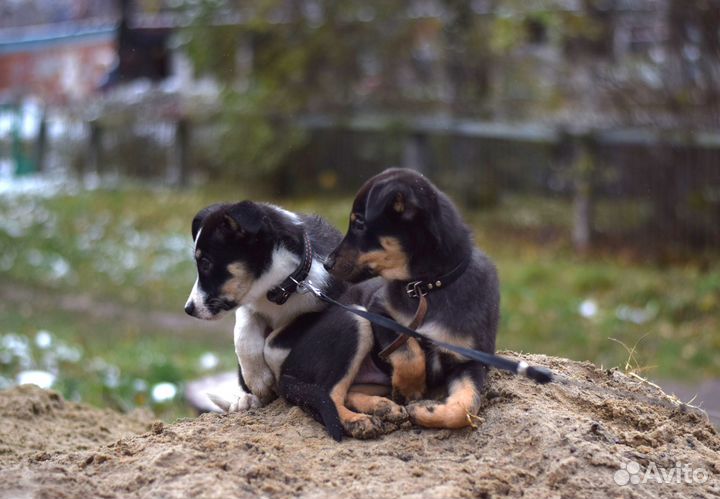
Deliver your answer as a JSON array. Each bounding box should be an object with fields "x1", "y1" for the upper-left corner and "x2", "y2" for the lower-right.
[
  {"x1": 442, "y1": 0, "x2": 494, "y2": 115},
  {"x1": 179, "y1": 0, "x2": 720, "y2": 199},
  {"x1": 182, "y1": 1, "x2": 424, "y2": 189}
]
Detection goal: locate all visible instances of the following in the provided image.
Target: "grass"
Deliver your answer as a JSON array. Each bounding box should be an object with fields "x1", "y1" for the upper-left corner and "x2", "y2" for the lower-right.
[
  {"x1": 1, "y1": 180, "x2": 719, "y2": 420},
  {"x1": 0, "y1": 294, "x2": 238, "y2": 419}
]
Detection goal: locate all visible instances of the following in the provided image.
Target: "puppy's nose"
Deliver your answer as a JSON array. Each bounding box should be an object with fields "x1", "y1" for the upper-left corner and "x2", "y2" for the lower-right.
[
  {"x1": 184, "y1": 302, "x2": 196, "y2": 316},
  {"x1": 324, "y1": 254, "x2": 336, "y2": 272}
]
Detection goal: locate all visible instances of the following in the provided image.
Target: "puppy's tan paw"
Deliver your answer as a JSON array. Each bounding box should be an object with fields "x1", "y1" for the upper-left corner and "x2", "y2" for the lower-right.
[
  {"x1": 373, "y1": 399, "x2": 409, "y2": 424},
  {"x1": 343, "y1": 414, "x2": 386, "y2": 440},
  {"x1": 406, "y1": 400, "x2": 438, "y2": 424}
]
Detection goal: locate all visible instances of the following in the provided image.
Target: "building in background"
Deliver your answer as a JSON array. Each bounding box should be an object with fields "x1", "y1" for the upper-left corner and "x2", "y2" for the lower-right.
[{"x1": 0, "y1": 0, "x2": 174, "y2": 105}]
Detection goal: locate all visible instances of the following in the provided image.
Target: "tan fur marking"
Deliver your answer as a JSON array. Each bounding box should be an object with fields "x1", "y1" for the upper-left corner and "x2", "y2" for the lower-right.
[
  {"x1": 195, "y1": 249, "x2": 201, "y2": 259},
  {"x1": 358, "y1": 236, "x2": 411, "y2": 281},
  {"x1": 328, "y1": 317, "x2": 383, "y2": 437},
  {"x1": 221, "y1": 263, "x2": 252, "y2": 301},
  {"x1": 408, "y1": 376, "x2": 480, "y2": 429},
  {"x1": 350, "y1": 213, "x2": 357, "y2": 223},
  {"x1": 346, "y1": 392, "x2": 408, "y2": 423},
  {"x1": 346, "y1": 391, "x2": 386, "y2": 413},
  {"x1": 388, "y1": 338, "x2": 426, "y2": 402}
]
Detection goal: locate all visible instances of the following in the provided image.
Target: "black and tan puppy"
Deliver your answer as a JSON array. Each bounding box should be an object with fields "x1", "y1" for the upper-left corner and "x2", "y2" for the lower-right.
[{"x1": 325, "y1": 168, "x2": 499, "y2": 428}]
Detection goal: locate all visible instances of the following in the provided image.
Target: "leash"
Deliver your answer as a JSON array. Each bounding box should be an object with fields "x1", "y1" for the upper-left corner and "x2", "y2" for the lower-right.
[
  {"x1": 294, "y1": 279, "x2": 554, "y2": 384},
  {"x1": 377, "y1": 292, "x2": 427, "y2": 360}
]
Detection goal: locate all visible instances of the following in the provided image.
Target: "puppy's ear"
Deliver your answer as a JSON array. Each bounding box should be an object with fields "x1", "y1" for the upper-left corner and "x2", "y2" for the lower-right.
[
  {"x1": 222, "y1": 201, "x2": 264, "y2": 237},
  {"x1": 365, "y1": 183, "x2": 420, "y2": 223},
  {"x1": 192, "y1": 203, "x2": 225, "y2": 240}
]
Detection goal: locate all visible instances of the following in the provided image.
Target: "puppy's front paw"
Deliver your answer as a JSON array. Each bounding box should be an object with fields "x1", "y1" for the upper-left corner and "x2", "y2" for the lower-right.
[
  {"x1": 406, "y1": 400, "x2": 438, "y2": 424},
  {"x1": 228, "y1": 392, "x2": 262, "y2": 412},
  {"x1": 373, "y1": 399, "x2": 409, "y2": 424},
  {"x1": 343, "y1": 414, "x2": 403, "y2": 439},
  {"x1": 343, "y1": 414, "x2": 385, "y2": 440}
]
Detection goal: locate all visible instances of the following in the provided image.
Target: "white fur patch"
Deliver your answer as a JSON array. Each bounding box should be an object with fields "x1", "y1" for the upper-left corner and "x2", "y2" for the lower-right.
[
  {"x1": 185, "y1": 228, "x2": 214, "y2": 318},
  {"x1": 185, "y1": 278, "x2": 214, "y2": 319},
  {"x1": 264, "y1": 328, "x2": 291, "y2": 382},
  {"x1": 243, "y1": 247, "x2": 330, "y2": 329},
  {"x1": 229, "y1": 392, "x2": 262, "y2": 412},
  {"x1": 234, "y1": 307, "x2": 275, "y2": 403},
  {"x1": 207, "y1": 390, "x2": 262, "y2": 412}
]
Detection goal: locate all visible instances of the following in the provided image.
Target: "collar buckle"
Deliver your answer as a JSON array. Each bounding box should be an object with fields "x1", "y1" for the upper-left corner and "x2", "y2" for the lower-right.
[{"x1": 405, "y1": 281, "x2": 427, "y2": 299}]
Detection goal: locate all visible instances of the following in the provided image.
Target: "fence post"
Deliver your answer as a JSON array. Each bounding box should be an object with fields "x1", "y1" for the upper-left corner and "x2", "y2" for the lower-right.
[
  {"x1": 558, "y1": 130, "x2": 595, "y2": 252},
  {"x1": 86, "y1": 120, "x2": 103, "y2": 177},
  {"x1": 402, "y1": 132, "x2": 428, "y2": 173},
  {"x1": 571, "y1": 134, "x2": 595, "y2": 253},
  {"x1": 169, "y1": 118, "x2": 190, "y2": 186},
  {"x1": 34, "y1": 108, "x2": 47, "y2": 173}
]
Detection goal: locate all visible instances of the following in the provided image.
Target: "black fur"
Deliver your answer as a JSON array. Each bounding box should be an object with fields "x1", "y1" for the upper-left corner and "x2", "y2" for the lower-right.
[{"x1": 279, "y1": 374, "x2": 344, "y2": 442}]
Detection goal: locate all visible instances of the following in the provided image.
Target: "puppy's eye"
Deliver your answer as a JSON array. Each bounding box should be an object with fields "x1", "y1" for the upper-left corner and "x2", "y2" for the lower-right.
[
  {"x1": 352, "y1": 215, "x2": 365, "y2": 231},
  {"x1": 198, "y1": 257, "x2": 212, "y2": 274}
]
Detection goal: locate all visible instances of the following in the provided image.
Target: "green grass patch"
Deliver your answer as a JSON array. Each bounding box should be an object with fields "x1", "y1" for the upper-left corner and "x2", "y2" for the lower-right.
[{"x1": 0, "y1": 296, "x2": 236, "y2": 420}]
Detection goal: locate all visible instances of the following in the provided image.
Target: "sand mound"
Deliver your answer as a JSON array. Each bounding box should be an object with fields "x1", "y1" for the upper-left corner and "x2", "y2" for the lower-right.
[{"x1": 0, "y1": 354, "x2": 718, "y2": 498}]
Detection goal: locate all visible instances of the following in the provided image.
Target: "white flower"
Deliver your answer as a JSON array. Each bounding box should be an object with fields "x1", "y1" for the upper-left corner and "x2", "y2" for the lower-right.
[
  {"x1": 151, "y1": 382, "x2": 177, "y2": 403},
  {"x1": 199, "y1": 352, "x2": 219, "y2": 370},
  {"x1": 579, "y1": 299, "x2": 598, "y2": 318},
  {"x1": 17, "y1": 370, "x2": 56, "y2": 389},
  {"x1": 35, "y1": 330, "x2": 53, "y2": 349}
]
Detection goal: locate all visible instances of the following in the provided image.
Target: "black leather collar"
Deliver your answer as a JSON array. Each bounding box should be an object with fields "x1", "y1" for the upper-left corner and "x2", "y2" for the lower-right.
[
  {"x1": 266, "y1": 231, "x2": 314, "y2": 305},
  {"x1": 404, "y1": 252, "x2": 472, "y2": 299}
]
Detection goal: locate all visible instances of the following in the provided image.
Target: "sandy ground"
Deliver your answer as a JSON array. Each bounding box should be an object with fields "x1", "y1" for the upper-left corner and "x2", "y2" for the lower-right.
[{"x1": 1, "y1": 353, "x2": 719, "y2": 499}]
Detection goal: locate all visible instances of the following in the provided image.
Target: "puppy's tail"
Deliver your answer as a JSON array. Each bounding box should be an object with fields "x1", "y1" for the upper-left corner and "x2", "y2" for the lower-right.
[{"x1": 279, "y1": 374, "x2": 344, "y2": 442}]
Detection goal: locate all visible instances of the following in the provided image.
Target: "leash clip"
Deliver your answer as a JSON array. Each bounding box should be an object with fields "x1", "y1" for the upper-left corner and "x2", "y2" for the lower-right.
[
  {"x1": 294, "y1": 278, "x2": 322, "y2": 298},
  {"x1": 405, "y1": 281, "x2": 427, "y2": 299}
]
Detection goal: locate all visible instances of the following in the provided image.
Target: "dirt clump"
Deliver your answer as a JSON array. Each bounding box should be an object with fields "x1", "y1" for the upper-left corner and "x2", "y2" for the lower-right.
[{"x1": 0, "y1": 354, "x2": 718, "y2": 499}]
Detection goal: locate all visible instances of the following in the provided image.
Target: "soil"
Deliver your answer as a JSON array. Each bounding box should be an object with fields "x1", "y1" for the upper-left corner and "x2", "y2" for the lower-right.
[{"x1": 1, "y1": 353, "x2": 719, "y2": 499}]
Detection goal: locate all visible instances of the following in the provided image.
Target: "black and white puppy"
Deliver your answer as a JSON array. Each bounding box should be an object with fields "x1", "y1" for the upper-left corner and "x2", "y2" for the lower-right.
[
  {"x1": 325, "y1": 168, "x2": 500, "y2": 429},
  {"x1": 185, "y1": 201, "x2": 406, "y2": 440},
  {"x1": 185, "y1": 201, "x2": 342, "y2": 411}
]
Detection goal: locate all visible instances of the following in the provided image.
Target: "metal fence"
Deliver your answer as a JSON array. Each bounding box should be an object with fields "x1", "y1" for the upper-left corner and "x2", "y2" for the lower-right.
[{"x1": 2, "y1": 105, "x2": 719, "y2": 251}]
